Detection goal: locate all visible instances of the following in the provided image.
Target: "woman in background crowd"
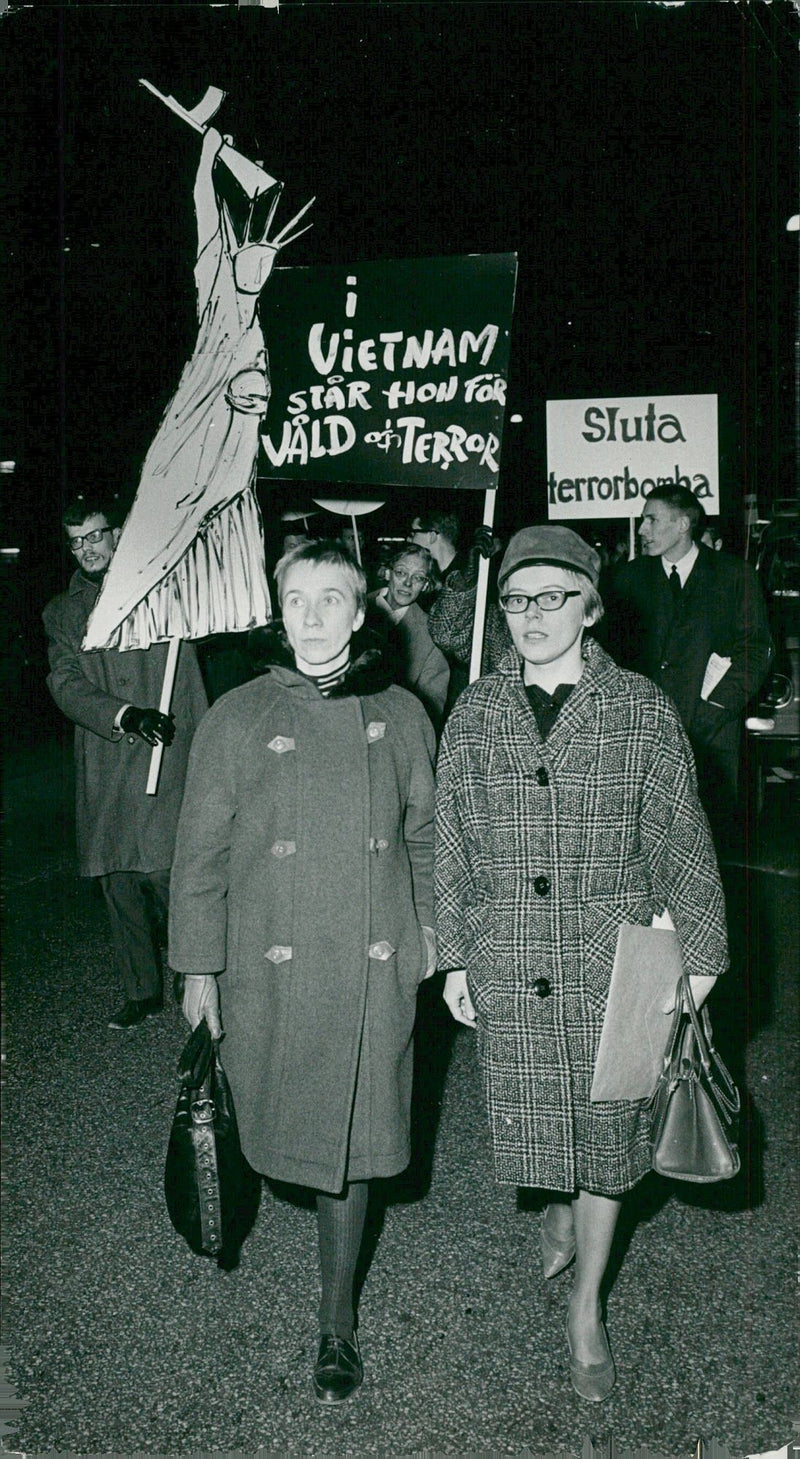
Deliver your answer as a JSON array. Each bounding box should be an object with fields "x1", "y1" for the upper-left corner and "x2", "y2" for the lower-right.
[{"x1": 369, "y1": 545, "x2": 450, "y2": 733}]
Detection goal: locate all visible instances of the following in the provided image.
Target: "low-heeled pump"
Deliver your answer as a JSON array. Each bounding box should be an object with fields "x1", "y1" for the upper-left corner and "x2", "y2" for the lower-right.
[
  {"x1": 565, "y1": 1318, "x2": 616, "y2": 1403},
  {"x1": 540, "y1": 1206, "x2": 576, "y2": 1278}
]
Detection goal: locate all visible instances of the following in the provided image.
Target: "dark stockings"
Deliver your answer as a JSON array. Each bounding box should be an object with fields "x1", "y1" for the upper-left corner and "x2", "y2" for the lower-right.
[{"x1": 316, "y1": 1180, "x2": 369, "y2": 1341}]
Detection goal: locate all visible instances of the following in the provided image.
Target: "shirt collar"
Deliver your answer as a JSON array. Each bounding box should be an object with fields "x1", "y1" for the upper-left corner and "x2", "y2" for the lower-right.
[
  {"x1": 662, "y1": 541, "x2": 699, "y2": 586},
  {"x1": 375, "y1": 587, "x2": 408, "y2": 622}
]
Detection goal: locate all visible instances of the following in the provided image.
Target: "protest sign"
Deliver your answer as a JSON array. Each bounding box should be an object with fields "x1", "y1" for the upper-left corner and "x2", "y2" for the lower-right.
[
  {"x1": 259, "y1": 253, "x2": 518, "y2": 492},
  {"x1": 546, "y1": 394, "x2": 719, "y2": 519}
]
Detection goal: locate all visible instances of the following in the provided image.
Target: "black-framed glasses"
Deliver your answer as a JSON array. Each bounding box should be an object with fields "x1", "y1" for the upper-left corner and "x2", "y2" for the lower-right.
[
  {"x1": 67, "y1": 527, "x2": 112, "y2": 553},
  {"x1": 500, "y1": 589, "x2": 582, "y2": 614}
]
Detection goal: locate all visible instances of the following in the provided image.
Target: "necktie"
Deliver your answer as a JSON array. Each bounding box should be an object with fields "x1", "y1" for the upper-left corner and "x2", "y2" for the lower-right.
[{"x1": 669, "y1": 565, "x2": 682, "y2": 606}]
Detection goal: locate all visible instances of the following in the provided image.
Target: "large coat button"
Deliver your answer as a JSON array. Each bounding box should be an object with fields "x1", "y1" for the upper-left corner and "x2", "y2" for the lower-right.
[
  {"x1": 533, "y1": 977, "x2": 551, "y2": 997},
  {"x1": 535, "y1": 766, "x2": 549, "y2": 786},
  {"x1": 267, "y1": 736, "x2": 295, "y2": 754},
  {"x1": 533, "y1": 875, "x2": 550, "y2": 896},
  {"x1": 265, "y1": 945, "x2": 292, "y2": 964}
]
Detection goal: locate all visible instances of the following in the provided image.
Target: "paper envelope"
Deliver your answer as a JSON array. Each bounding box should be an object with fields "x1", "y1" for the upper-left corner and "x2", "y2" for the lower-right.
[{"x1": 590, "y1": 923, "x2": 683, "y2": 1102}]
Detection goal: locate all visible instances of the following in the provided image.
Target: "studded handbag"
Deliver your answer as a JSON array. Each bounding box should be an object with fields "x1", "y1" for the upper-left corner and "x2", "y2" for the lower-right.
[
  {"x1": 164, "y1": 1019, "x2": 255, "y2": 1259},
  {"x1": 648, "y1": 967, "x2": 740, "y2": 1183}
]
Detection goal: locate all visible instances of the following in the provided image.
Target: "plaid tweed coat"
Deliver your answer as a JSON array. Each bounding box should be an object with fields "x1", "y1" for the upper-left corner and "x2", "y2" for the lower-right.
[{"x1": 435, "y1": 638, "x2": 728, "y2": 1195}]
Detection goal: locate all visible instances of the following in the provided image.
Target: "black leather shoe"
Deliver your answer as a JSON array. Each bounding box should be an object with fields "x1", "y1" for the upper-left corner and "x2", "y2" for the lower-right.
[
  {"x1": 107, "y1": 996, "x2": 162, "y2": 1030},
  {"x1": 312, "y1": 1333, "x2": 363, "y2": 1404}
]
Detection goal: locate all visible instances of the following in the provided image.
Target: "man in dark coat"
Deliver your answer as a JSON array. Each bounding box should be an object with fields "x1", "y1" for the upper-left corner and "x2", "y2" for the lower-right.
[
  {"x1": 605, "y1": 484, "x2": 772, "y2": 836},
  {"x1": 42, "y1": 498, "x2": 208, "y2": 1029},
  {"x1": 436, "y1": 525, "x2": 728, "y2": 1404},
  {"x1": 169, "y1": 539, "x2": 436, "y2": 1405}
]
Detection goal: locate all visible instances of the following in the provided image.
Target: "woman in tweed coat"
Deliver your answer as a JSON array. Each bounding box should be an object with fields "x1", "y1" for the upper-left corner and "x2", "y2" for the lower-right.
[{"x1": 435, "y1": 525, "x2": 728, "y2": 1402}]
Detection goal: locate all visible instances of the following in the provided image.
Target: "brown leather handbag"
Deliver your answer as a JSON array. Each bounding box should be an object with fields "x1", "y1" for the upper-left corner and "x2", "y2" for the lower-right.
[{"x1": 648, "y1": 968, "x2": 740, "y2": 1183}]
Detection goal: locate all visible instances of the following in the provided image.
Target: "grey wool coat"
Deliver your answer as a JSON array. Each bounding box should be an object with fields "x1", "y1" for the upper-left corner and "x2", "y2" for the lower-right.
[
  {"x1": 435, "y1": 638, "x2": 729, "y2": 1196},
  {"x1": 168, "y1": 626, "x2": 436, "y2": 1194},
  {"x1": 43, "y1": 571, "x2": 208, "y2": 877}
]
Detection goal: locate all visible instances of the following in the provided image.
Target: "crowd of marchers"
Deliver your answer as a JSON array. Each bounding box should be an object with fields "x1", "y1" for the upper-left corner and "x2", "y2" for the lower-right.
[{"x1": 42, "y1": 484, "x2": 770, "y2": 1406}]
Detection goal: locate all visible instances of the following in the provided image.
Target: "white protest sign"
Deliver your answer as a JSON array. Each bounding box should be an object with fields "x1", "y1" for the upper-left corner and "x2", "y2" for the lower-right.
[{"x1": 546, "y1": 393, "x2": 719, "y2": 519}]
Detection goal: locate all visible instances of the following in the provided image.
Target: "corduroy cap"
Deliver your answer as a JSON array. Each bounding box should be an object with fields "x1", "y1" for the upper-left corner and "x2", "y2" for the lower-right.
[{"x1": 498, "y1": 525, "x2": 601, "y2": 588}]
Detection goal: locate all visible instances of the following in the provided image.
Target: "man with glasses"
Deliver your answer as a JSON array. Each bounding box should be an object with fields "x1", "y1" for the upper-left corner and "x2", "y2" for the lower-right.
[{"x1": 43, "y1": 498, "x2": 207, "y2": 1029}]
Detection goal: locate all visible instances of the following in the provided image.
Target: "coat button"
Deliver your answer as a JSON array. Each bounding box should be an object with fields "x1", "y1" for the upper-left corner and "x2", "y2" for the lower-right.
[
  {"x1": 369, "y1": 940, "x2": 396, "y2": 961},
  {"x1": 533, "y1": 876, "x2": 550, "y2": 895},
  {"x1": 533, "y1": 977, "x2": 551, "y2": 997},
  {"x1": 535, "y1": 766, "x2": 549, "y2": 786}
]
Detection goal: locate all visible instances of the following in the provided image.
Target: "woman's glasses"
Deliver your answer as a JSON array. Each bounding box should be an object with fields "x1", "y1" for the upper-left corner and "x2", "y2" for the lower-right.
[
  {"x1": 500, "y1": 589, "x2": 581, "y2": 614},
  {"x1": 392, "y1": 569, "x2": 428, "y2": 589}
]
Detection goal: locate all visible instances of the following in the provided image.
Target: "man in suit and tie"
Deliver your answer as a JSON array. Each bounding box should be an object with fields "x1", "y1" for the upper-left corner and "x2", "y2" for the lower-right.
[{"x1": 606, "y1": 484, "x2": 772, "y2": 840}]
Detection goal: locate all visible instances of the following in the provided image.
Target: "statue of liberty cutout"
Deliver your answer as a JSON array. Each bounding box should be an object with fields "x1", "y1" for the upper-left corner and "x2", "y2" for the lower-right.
[{"x1": 84, "y1": 84, "x2": 314, "y2": 657}]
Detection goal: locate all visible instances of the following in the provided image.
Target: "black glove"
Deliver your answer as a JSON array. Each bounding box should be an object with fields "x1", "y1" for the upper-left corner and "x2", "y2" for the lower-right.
[
  {"x1": 120, "y1": 705, "x2": 176, "y2": 747},
  {"x1": 460, "y1": 527, "x2": 503, "y2": 587},
  {"x1": 472, "y1": 526, "x2": 502, "y2": 561}
]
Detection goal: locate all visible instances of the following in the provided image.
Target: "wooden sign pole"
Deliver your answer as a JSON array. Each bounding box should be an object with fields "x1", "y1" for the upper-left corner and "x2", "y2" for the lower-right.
[
  {"x1": 146, "y1": 637, "x2": 181, "y2": 796},
  {"x1": 468, "y1": 488, "x2": 497, "y2": 684}
]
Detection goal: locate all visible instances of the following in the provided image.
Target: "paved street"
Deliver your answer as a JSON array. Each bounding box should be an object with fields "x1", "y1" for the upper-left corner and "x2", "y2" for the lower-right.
[{"x1": 2, "y1": 729, "x2": 797, "y2": 1458}]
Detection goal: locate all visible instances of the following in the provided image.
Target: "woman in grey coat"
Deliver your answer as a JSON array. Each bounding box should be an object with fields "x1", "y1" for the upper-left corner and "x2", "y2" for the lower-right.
[
  {"x1": 169, "y1": 540, "x2": 436, "y2": 1405},
  {"x1": 435, "y1": 525, "x2": 728, "y2": 1403}
]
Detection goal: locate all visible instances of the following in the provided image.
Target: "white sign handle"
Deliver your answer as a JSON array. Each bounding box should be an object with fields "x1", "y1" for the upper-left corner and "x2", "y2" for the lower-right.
[
  {"x1": 146, "y1": 637, "x2": 181, "y2": 797},
  {"x1": 468, "y1": 490, "x2": 497, "y2": 684}
]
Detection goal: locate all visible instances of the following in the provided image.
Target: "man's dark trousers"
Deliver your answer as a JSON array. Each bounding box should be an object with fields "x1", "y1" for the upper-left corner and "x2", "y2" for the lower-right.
[{"x1": 99, "y1": 868, "x2": 170, "y2": 1002}]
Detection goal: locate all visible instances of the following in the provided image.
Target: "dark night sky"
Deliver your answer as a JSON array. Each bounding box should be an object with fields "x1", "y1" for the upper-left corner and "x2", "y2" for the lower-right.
[{"x1": 1, "y1": 1, "x2": 797, "y2": 615}]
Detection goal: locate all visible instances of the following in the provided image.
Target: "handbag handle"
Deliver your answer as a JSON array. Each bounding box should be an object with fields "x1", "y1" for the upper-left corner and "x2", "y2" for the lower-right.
[
  {"x1": 677, "y1": 966, "x2": 713, "y2": 1073},
  {"x1": 177, "y1": 1019, "x2": 216, "y2": 1088},
  {"x1": 665, "y1": 967, "x2": 739, "y2": 1120}
]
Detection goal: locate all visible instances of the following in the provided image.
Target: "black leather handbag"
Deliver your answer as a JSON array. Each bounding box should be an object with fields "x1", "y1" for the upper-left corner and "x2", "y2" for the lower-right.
[
  {"x1": 648, "y1": 968, "x2": 740, "y2": 1183},
  {"x1": 165, "y1": 1020, "x2": 251, "y2": 1258}
]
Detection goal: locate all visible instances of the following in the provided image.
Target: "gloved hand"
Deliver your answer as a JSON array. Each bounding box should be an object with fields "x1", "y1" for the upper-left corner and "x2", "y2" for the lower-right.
[
  {"x1": 120, "y1": 705, "x2": 176, "y2": 747},
  {"x1": 182, "y1": 974, "x2": 223, "y2": 1040},
  {"x1": 461, "y1": 527, "x2": 503, "y2": 587},
  {"x1": 472, "y1": 525, "x2": 502, "y2": 560}
]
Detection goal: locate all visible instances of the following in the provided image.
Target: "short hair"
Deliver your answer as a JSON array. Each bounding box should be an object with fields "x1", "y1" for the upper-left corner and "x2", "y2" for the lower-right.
[
  {"x1": 411, "y1": 510, "x2": 460, "y2": 549},
  {"x1": 569, "y1": 568, "x2": 604, "y2": 627},
  {"x1": 62, "y1": 497, "x2": 122, "y2": 532},
  {"x1": 644, "y1": 484, "x2": 707, "y2": 541},
  {"x1": 385, "y1": 544, "x2": 441, "y2": 589},
  {"x1": 274, "y1": 538, "x2": 367, "y2": 612}
]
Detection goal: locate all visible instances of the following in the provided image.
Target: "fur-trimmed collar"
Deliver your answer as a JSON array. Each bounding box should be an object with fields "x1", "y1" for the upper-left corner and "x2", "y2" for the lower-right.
[{"x1": 247, "y1": 621, "x2": 396, "y2": 697}]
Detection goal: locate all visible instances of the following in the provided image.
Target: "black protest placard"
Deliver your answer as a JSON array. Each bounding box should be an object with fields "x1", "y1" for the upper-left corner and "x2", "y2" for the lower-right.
[{"x1": 259, "y1": 253, "x2": 518, "y2": 492}]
